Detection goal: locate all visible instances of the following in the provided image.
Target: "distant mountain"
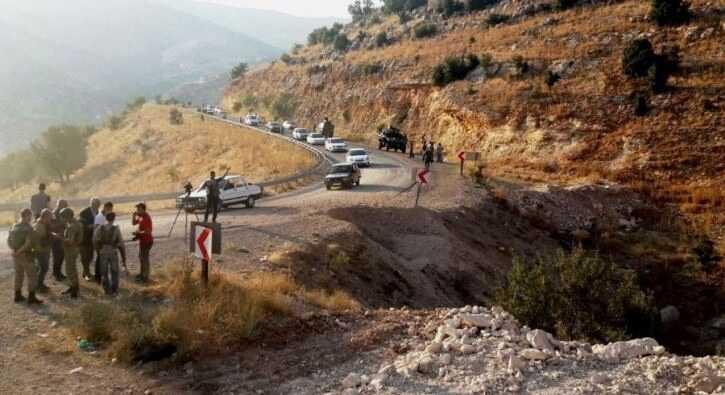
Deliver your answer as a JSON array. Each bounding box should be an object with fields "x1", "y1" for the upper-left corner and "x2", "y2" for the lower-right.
[
  {"x1": 156, "y1": 0, "x2": 347, "y2": 50},
  {"x1": 0, "y1": 0, "x2": 281, "y2": 154}
]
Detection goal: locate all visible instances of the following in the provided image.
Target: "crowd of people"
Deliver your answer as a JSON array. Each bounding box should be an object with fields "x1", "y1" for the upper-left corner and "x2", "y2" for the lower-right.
[
  {"x1": 7, "y1": 184, "x2": 154, "y2": 304},
  {"x1": 420, "y1": 137, "x2": 445, "y2": 169}
]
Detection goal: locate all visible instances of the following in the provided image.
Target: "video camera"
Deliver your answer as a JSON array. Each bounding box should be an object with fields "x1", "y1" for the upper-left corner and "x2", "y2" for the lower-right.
[{"x1": 183, "y1": 182, "x2": 193, "y2": 195}]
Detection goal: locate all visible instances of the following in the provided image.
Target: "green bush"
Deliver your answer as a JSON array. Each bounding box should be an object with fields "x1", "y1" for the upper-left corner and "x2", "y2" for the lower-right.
[
  {"x1": 432, "y1": 54, "x2": 481, "y2": 86},
  {"x1": 414, "y1": 23, "x2": 438, "y2": 39},
  {"x1": 555, "y1": 0, "x2": 578, "y2": 10},
  {"x1": 544, "y1": 70, "x2": 560, "y2": 87},
  {"x1": 374, "y1": 32, "x2": 390, "y2": 47},
  {"x1": 467, "y1": 0, "x2": 499, "y2": 11},
  {"x1": 308, "y1": 23, "x2": 344, "y2": 46},
  {"x1": 280, "y1": 53, "x2": 293, "y2": 64},
  {"x1": 623, "y1": 39, "x2": 657, "y2": 78},
  {"x1": 650, "y1": 0, "x2": 690, "y2": 26},
  {"x1": 232, "y1": 102, "x2": 242, "y2": 112},
  {"x1": 496, "y1": 249, "x2": 655, "y2": 342},
  {"x1": 169, "y1": 108, "x2": 184, "y2": 125},
  {"x1": 513, "y1": 55, "x2": 529, "y2": 74},
  {"x1": 383, "y1": 0, "x2": 426, "y2": 15},
  {"x1": 486, "y1": 13, "x2": 510, "y2": 26},
  {"x1": 77, "y1": 302, "x2": 116, "y2": 343},
  {"x1": 230, "y1": 62, "x2": 248, "y2": 79},
  {"x1": 633, "y1": 94, "x2": 650, "y2": 116},
  {"x1": 333, "y1": 34, "x2": 351, "y2": 52}
]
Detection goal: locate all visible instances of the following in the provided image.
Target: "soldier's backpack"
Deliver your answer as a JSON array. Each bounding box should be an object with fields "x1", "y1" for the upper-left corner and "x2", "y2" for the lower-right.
[{"x1": 7, "y1": 223, "x2": 30, "y2": 251}]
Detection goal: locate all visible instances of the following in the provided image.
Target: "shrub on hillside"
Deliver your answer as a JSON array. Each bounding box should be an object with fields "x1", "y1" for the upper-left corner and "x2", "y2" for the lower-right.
[
  {"x1": 650, "y1": 0, "x2": 691, "y2": 26},
  {"x1": 383, "y1": 0, "x2": 426, "y2": 15},
  {"x1": 544, "y1": 70, "x2": 561, "y2": 87},
  {"x1": 333, "y1": 34, "x2": 351, "y2": 52},
  {"x1": 232, "y1": 102, "x2": 242, "y2": 112},
  {"x1": 496, "y1": 249, "x2": 656, "y2": 342},
  {"x1": 414, "y1": 23, "x2": 438, "y2": 39},
  {"x1": 512, "y1": 55, "x2": 529, "y2": 74},
  {"x1": 280, "y1": 53, "x2": 293, "y2": 64},
  {"x1": 308, "y1": 23, "x2": 344, "y2": 46},
  {"x1": 633, "y1": 94, "x2": 650, "y2": 116},
  {"x1": 623, "y1": 39, "x2": 657, "y2": 78},
  {"x1": 374, "y1": 31, "x2": 390, "y2": 47},
  {"x1": 467, "y1": 0, "x2": 499, "y2": 11},
  {"x1": 270, "y1": 94, "x2": 299, "y2": 120},
  {"x1": 169, "y1": 108, "x2": 184, "y2": 125},
  {"x1": 486, "y1": 13, "x2": 511, "y2": 26},
  {"x1": 432, "y1": 54, "x2": 481, "y2": 86},
  {"x1": 230, "y1": 62, "x2": 248, "y2": 79},
  {"x1": 108, "y1": 115, "x2": 123, "y2": 131},
  {"x1": 555, "y1": 0, "x2": 578, "y2": 10}
]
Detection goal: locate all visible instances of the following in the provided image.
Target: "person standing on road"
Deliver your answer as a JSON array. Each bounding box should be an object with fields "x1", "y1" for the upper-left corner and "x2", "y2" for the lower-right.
[
  {"x1": 93, "y1": 212, "x2": 126, "y2": 295},
  {"x1": 51, "y1": 200, "x2": 69, "y2": 281},
  {"x1": 132, "y1": 203, "x2": 154, "y2": 283},
  {"x1": 204, "y1": 169, "x2": 229, "y2": 223},
  {"x1": 30, "y1": 183, "x2": 51, "y2": 220},
  {"x1": 7, "y1": 209, "x2": 42, "y2": 304},
  {"x1": 93, "y1": 202, "x2": 114, "y2": 283},
  {"x1": 436, "y1": 143, "x2": 444, "y2": 163},
  {"x1": 79, "y1": 198, "x2": 101, "y2": 281},
  {"x1": 59, "y1": 208, "x2": 83, "y2": 298},
  {"x1": 33, "y1": 209, "x2": 53, "y2": 293}
]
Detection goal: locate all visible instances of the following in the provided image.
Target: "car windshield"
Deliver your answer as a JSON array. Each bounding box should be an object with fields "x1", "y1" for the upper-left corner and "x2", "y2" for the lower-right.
[
  {"x1": 348, "y1": 149, "x2": 366, "y2": 156},
  {"x1": 329, "y1": 138, "x2": 343, "y2": 143},
  {"x1": 329, "y1": 165, "x2": 353, "y2": 174},
  {"x1": 295, "y1": 128, "x2": 308, "y2": 133},
  {"x1": 310, "y1": 133, "x2": 323, "y2": 138}
]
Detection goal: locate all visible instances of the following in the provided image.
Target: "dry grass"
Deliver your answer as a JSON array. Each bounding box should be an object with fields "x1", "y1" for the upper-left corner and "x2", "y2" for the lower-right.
[
  {"x1": 0, "y1": 104, "x2": 315, "y2": 203},
  {"x1": 72, "y1": 260, "x2": 360, "y2": 363}
]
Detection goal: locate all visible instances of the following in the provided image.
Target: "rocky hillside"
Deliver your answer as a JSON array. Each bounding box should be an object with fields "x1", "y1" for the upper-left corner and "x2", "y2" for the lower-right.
[{"x1": 223, "y1": 0, "x2": 724, "y2": 234}]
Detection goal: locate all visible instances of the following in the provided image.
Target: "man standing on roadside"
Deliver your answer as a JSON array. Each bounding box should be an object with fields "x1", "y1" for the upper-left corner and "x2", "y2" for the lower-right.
[
  {"x1": 93, "y1": 212, "x2": 126, "y2": 295},
  {"x1": 51, "y1": 200, "x2": 69, "y2": 281},
  {"x1": 33, "y1": 209, "x2": 53, "y2": 293},
  {"x1": 30, "y1": 183, "x2": 51, "y2": 220},
  {"x1": 7, "y1": 209, "x2": 42, "y2": 304},
  {"x1": 204, "y1": 169, "x2": 228, "y2": 223},
  {"x1": 79, "y1": 198, "x2": 101, "y2": 281},
  {"x1": 93, "y1": 202, "x2": 114, "y2": 283},
  {"x1": 132, "y1": 203, "x2": 154, "y2": 283},
  {"x1": 59, "y1": 208, "x2": 83, "y2": 298}
]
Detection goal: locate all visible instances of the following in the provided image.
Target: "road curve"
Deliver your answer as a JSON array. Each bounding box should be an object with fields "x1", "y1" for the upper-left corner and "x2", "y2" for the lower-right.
[{"x1": 0, "y1": 117, "x2": 418, "y2": 257}]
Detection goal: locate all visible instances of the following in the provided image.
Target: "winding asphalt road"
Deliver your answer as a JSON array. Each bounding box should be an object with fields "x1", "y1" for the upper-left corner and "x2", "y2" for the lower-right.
[{"x1": 0, "y1": 117, "x2": 420, "y2": 260}]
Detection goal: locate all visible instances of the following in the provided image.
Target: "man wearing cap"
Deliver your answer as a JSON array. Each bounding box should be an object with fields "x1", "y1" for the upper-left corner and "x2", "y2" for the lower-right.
[
  {"x1": 59, "y1": 208, "x2": 83, "y2": 298},
  {"x1": 132, "y1": 202, "x2": 154, "y2": 283},
  {"x1": 30, "y1": 183, "x2": 51, "y2": 220},
  {"x1": 8, "y1": 209, "x2": 42, "y2": 304},
  {"x1": 79, "y1": 198, "x2": 101, "y2": 281}
]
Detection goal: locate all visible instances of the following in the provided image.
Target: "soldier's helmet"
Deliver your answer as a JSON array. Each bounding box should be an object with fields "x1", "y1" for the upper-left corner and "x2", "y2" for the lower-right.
[{"x1": 59, "y1": 208, "x2": 75, "y2": 219}]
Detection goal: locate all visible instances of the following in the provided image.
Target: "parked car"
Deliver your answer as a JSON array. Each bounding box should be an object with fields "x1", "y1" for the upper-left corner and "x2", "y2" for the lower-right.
[
  {"x1": 346, "y1": 148, "x2": 371, "y2": 167},
  {"x1": 283, "y1": 120, "x2": 296, "y2": 132},
  {"x1": 244, "y1": 114, "x2": 261, "y2": 126},
  {"x1": 325, "y1": 137, "x2": 348, "y2": 152},
  {"x1": 292, "y1": 128, "x2": 310, "y2": 141},
  {"x1": 176, "y1": 175, "x2": 263, "y2": 212},
  {"x1": 325, "y1": 163, "x2": 361, "y2": 190},
  {"x1": 306, "y1": 133, "x2": 326, "y2": 145},
  {"x1": 266, "y1": 121, "x2": 283, "y2": 133}
]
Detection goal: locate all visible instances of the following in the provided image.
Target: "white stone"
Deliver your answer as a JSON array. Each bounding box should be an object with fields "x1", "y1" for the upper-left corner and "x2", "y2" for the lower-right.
[
  {"x1": 508, "y1": 355, "x2": 527, "y2": 373},
  {"x1": 439, "y1": 353, "x2": 452, "y2": 366},
  {"x1": 520, "y1": 348, "x2": 549, "y2": 361},
  {"x1": 426, "y1": 342, "x2": 443, "y2": 354},
  {"x1": 526, "y1": 329, "x2": 556, "y2": 351},
  {"x1": 460, "y1": 345, "x2": 476, "y2": 354},
  {"x1": 592, "y1": 338, "x2": 660, "y2": 361},
  {"x1": 460, "y1": 314, "x2": 492, "y2": 328},
  {"x1": 591, "y1": 374, "x2": 610, "y2": 385},
  {"x1": 342, "y1": 373, "x2": 362, "y2": 389}
]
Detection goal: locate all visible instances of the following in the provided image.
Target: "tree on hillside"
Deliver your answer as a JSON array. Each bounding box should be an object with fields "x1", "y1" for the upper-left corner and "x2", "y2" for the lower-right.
[
  {"x1": 108, "y1": 115, "x2": 123, "y2": 130},
  {"x1": 0, "y1": 150, "x2": 37, "y2": 190},
  {"x1": 349, "y1": 0, "x2": 376, "y2": 21},
  {"x1": 650, "y1": 0, "x2": 690, "y2": 26},
  {"x1": 126, "y1": 96, "x2": 146, "y2": 112},
  {"x1": 334, "y1": 34, "x2": 351, "y2": 52},
  {"x1": 231, "y1": 62, "x2": 249, "y2": 79},
  {"x1": 30, "y1": 125, "x2": 88, "y2": 184},
  {"x1": 622, "y1": 39, "x2": 656, "y2": 78},
  {"x1": 383, "y1": 0, "x2": 426, "y2": 15}
]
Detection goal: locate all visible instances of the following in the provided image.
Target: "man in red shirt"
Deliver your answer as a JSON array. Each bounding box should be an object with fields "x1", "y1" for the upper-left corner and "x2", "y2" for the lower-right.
[{"x1": 132, "y1": 202, "x2": 154, "y2": 283}]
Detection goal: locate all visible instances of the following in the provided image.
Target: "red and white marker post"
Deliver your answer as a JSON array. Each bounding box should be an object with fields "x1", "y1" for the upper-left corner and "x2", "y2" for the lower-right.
[
  {"x1": 195, "y1": 226, "x2": 213, "y2": 286},
  {"x1": 458, "y1": 151, "x2": 466, "y2": 175},
  {"x1": 416, "y1": 168, "x2": 429, "y2": 207}
]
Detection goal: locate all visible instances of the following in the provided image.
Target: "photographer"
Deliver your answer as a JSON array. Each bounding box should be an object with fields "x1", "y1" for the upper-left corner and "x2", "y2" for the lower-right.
[{"x1": 132, "y1": 202, "x2": 154, "y2": 283}]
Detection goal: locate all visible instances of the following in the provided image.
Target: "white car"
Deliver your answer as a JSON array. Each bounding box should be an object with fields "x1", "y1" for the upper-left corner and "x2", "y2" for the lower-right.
[
  {"x1": 176, "y1": 175, "x2": 263, "y2": 212},
  {"x1": 325, "y1": 137, "x2": 348, "y2": 152},
  {"x1": 306, "y1": 133, "x2": 326, "y2": 145},
  {"x1": 244, "y1": 114, "x2": 261, "y2": 126},
  {"x1": 283, "y1": 120, "x2": 296, "y2": 132},
  {"x1": 292, "y1": 128, "x2": 310, "y2": 141},
  {"x1": 346, "y1": 148, "x2": 371, "y2": 167}
]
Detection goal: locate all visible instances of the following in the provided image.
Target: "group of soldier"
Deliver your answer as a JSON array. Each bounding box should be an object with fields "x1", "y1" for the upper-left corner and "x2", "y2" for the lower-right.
[
  {"x1": 7, "y1": 184, "x2": 154, "y2": 304},
  {"x1": 421, "y1": 138, "x2": 445, "y2": 169}
]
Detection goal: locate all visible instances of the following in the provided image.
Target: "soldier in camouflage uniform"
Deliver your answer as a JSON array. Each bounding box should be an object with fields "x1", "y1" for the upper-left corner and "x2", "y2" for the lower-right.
[
  {"x1": 59, "y1": 208, "x2": 83, "y2": 298},
  {"x1": 33, "y1": 209, "x2": 53, "y2": 293},
  {"x1": 7, "y1": 209, "x2": 43, "y2": 304}
]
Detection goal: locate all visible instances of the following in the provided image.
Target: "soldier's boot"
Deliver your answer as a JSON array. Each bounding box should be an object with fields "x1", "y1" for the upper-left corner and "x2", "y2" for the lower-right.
[
  {"x1": 69, "y1": 287, "x2": 79, "y2": 299},
  {"x1": 27, "y1": 292, "x2": 43, "y2": 305},
  {"x1": 14, "y1": 291, "x2": 26, "y2": 303}
]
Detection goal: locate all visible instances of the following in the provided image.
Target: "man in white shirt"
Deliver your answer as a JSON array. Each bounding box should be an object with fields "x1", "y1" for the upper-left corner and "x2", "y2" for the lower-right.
[{"x1": 92, "y1": 202, "x2": 113, "y2": 283}]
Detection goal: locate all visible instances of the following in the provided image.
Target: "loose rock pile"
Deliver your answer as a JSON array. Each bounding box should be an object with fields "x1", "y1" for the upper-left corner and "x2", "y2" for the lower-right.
[{"x1": 336, "y1": 306, "x2": 725, "y2": 394}]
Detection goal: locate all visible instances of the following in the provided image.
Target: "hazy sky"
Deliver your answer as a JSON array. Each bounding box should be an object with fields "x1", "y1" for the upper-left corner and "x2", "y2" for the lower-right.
[{"x1": 201, "y1": 0, "x2": 356, "y2": 18}]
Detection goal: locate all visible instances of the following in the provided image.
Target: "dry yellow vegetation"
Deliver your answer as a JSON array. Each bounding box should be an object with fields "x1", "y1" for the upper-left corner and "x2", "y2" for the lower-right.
[{"x1": 0, "y1": 104, "x2": 315, "y2": 204}]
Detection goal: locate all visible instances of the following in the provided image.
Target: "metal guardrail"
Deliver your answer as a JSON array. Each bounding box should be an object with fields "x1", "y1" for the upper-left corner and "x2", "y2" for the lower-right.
[{"x1": 0, "y1": 115, "x2": 332, "y2": 212}]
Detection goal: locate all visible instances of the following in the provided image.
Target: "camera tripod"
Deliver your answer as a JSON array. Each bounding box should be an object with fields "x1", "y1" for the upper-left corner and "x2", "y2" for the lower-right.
[{"x1": 168, "y1": 184, "x2": 199, "y2": 239}]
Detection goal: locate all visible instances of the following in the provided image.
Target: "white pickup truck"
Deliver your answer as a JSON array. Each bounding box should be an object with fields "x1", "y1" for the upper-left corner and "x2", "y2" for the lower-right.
[{"x1": 176, "y1": 175, "x2": 263, "y2": 212}]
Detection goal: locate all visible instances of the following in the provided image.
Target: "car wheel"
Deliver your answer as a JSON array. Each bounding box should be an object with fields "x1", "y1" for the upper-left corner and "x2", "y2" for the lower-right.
[{"x1": 245, "y1": 196, "x2": 255, "y2": 208}]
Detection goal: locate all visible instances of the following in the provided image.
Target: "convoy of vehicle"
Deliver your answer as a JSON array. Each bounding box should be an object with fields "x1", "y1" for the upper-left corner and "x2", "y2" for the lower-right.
[
  {"x1": 176, "y1": 175, "x2": 263, "y2": 212},
  {"x1": 282, "y1": 120, "x2": 296, "y2": 132},
  {"x1": 306, "y1": 132, "x2": 326, "y2": 145},
  {"x1": 292, "y1": 128, "x2": 310, "y2": 141},
  {"x1": 324, "y1": 137, "x2": 348, "y2": 153},
  {"x1": 244, "y1": 113, "x2": 261, "y2": 126},
  {"x1": 325, "y1": 163, "x2": 361, "y2": 190}
]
